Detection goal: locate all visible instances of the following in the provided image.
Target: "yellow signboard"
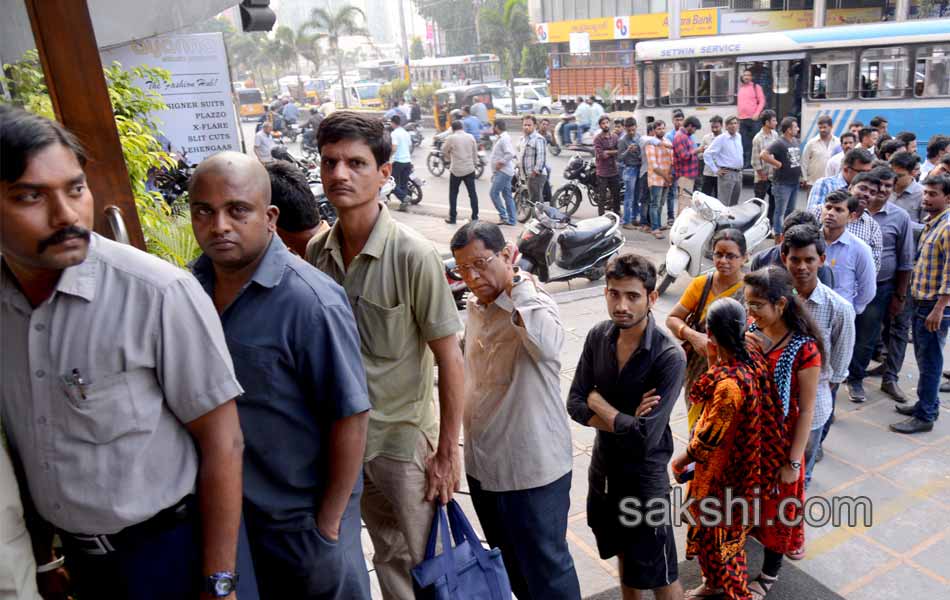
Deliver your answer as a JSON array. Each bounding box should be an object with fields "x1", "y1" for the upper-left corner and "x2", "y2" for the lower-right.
[
  {"x1": 719, "y1": 7, "x2": 881, "y2": 34},
  {"x1": 535, "y1": 9, "x2": 719, "y2": 44}
]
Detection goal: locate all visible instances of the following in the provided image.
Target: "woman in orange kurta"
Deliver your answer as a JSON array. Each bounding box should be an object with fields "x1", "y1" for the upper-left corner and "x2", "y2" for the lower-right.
[{"x1": 672, "y1": 298, "x2": 776, "y2": 600}]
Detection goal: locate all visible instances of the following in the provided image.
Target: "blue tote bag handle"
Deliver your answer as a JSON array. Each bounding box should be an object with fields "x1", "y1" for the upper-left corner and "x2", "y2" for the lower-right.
[
  {"x1": 423, "y1": 503, "x2": 460, "y2": 595},
  {"x1": 445, "y1": 501, "x2": 507, "y2": 600}
]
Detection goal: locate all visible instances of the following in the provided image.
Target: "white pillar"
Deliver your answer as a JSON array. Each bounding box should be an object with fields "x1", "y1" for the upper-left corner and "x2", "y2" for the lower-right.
[
  {"x1": 813, "y1": 0, "x2": 826, "y2": 28},
  {"x1": 669, "y1": 0, "x2": 681, "y2": 40},
  {"x1": 895, "y1": 0, "x2": 911, "y2": 21}
]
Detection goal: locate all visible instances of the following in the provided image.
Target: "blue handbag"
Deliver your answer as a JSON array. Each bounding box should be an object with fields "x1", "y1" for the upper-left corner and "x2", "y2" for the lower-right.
[{"x1": 411, "y1": 500, "x2": 512, "y2": 600}]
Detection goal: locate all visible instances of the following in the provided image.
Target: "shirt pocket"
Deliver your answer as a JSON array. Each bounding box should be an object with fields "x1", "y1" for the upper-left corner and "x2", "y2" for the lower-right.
[
  {"x1": 225, "y1": 338, "x2": 280, "y2": 405},
  {"x1": 353, "y1": 296, "x2": 409, "y2": 360},
  {"x1": 60, "y1": 368, "x2": 156, "y2": 445}
]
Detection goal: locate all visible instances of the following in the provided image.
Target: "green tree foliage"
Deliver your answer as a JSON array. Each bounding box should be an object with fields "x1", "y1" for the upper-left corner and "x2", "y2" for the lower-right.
[
  {"x1": 413, "y1": 81, "x2": 442, "y2": 108},
  {"x1": 520, "y1": 44, "x2": 547, "y2": 79},
  {"x1": 414, "y1": 0, "x2": 478, "y2": 55},
  {"x1": 477, "y1": 0, "x2": 532, "y2": 113},
  {"x1": 1, "y1": 51, "x2": 200, "y2": 268},
  {"x1": 304, "y1": 4, "x2": 372, "y2": 109},
  {"x1": 410, "y1": 36, "x2": 425, "y2": 60}
]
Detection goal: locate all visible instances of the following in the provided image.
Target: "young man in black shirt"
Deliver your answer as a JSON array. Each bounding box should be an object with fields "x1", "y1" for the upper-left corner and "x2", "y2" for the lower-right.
[
  {"x1": 568, "y1": 253, "x2": 686, "y2": 600},
  {"x1": 761, "y1": 117, "x2": 803, "y2": 235}
]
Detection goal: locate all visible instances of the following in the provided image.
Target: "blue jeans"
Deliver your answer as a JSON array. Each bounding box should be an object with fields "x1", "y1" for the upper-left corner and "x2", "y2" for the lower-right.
[
  {"x1": 771, "y1": 182, "x2": 799, "y2": 234},
  {"x1": 665, "y1": 181, "x2": 677, "y2": 221},
  {"x1": 622, "y1": 166, "x2": 640, "y2": 224},
  {"x1": 560, "y1": 123, "x2": 576, "y2": 145},
  {"x1": 849, "y1": 280, "x2": 893, "y2": 382},
  {"x1": 468, "y1": 473, "x2": 580, "y2": 600},
  {"x1": 803, "y1": 425, "x2": 824, "y2": 488},
  {"x1": 912, "y1": 300, "x2": 950, "y2": 423},
  {"x1": 649, "y1": 186, "x2": 667, "y2": 231},
  {"x1": 490, "y1": 171, "x2": 515, "y2": 224}
]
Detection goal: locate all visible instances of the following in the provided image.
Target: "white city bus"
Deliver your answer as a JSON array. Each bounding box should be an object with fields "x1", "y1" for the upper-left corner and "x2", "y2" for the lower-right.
[
  {"x1": 409, "y1": 54, "x2": 501, "y2": 85},
  {"x1": 633, "y1": 18, "x2": 950, "y2": 165}
]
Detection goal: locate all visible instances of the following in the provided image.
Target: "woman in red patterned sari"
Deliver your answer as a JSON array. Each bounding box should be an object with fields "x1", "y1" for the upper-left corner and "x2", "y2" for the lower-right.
[
  {"x1": 742, "y1": 267, "x2": 823, "y2": 599},
  {"x1": 672, "y1": 298, "x2": 777, "y2": 600}
]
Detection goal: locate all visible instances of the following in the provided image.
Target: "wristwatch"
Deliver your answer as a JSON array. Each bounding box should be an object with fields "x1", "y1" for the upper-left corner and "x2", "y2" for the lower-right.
[
  {"x1": 204, "y1": 572, "x2": 238, "y2": 597},
  {"x1": 789, "y1": 460, "x2": 803, "y2": 470}
]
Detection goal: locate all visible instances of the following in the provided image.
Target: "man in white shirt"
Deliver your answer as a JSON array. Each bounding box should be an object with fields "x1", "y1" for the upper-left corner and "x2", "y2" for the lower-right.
[
  {"x1": 703, "y1": 116, "x2": 744, "y2": 206},
  {"x1": 921, "y1": 136, "x2": 950, "y2": 181},
  {"x1": 588, "y1": 96, "x2": 605, "y2": 133},
  {"x1": 825, "y1": 132, "x2": 857, "y2": 178},
  {"x1": 450, "y1": 222, "x2": 579, "y2": 600},
  {"x1": 801, "y1": 115, "x2": 839, "y2": 187},
  {"x1": 488, "y1": 119, "x2": 518, "y2": 225},
  {"x1": 254, "y1": 122, "x2": 276, "y2": 162}
]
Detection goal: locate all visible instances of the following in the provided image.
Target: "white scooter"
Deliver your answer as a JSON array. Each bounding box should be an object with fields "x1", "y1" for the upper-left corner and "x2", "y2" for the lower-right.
[{"x1": 657, "y1": 191, "x2": 771, "y2": 295}]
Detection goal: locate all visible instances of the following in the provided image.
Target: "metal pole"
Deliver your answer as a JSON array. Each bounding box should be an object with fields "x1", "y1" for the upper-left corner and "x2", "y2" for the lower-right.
[
  {"x1": 813, "y1": 0, "x2": 826, "y2": 28},
  {"x1": 669, "y1": 0, "x2": 681, "y2": 41},
  {"x1": 474, "y1": 0, "x2": 482, "y2": 50},
  {"x1": 398, "y1": 0, "x2": 411, "y2": 89},
  {"x1": 895, "y1": 0, "x2": 910, "y2": 21}
]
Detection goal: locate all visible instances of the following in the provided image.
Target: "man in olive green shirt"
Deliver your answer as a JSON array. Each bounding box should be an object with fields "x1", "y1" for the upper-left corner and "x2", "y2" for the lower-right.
[{"x1": 306, "y1": 112, "x2": 465, "y2": 599}]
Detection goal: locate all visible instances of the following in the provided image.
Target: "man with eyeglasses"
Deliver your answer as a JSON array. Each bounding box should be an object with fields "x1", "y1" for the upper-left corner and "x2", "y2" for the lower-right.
[
  {"x1": 449, "y1": 222, "x2": 580, "y2": 600},
  {"x1": 807, "y1": 148, "x2": 874, "y2": 210}
]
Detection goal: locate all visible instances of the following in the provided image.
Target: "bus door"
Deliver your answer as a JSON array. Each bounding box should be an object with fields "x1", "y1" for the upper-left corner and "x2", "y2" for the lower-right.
[{"x1": 738, "y1": 54, "x2": 806, "y2": 122}]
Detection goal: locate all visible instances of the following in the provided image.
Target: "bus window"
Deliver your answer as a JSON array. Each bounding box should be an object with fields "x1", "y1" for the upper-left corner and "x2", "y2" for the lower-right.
[
  {"x1": 642, "y1": 65, "x2": 657, "y2": 108},
  {"x1": 860, "y1": 47, "x2": 908, "y2": 99},
  {"x1": 915, "y1": 45, "x2": 950, "y2": 97},
  {"x1": 810, "y1": 51, "x2": 854, "y2": 100},
  {"x1": 659, "y1": 61, "x2": 689, "y2": 106},
  {"x1": 695, "y1": 59, "x2": 733, "y2": 105}
]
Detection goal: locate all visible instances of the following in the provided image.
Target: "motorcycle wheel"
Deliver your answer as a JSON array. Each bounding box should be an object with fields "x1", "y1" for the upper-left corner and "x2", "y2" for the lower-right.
[
  {"x1": 656, "y1": 263, "x2": 676, "y2": 296},
  {"x1": 474, "y1": 161, "x2": 484, "y2": 179},
  {"x1": 549, "y1": 144, "x2": 561, "y2": 156},
  {"x1": 318, "y1": 200, "x2": 337, "y2": 225},
  {"x1": 553, "y1": 185, "x2": 582, "y2": 216},
  {"x1": 426, "y1": 153, "x2": 445, "y2": 177},
  {"x1": 515, "y1": 187, "x2": 533, "y2": 223},
  {"x1": 407, "y1": 180, "x2": 423, "y2": 205}
]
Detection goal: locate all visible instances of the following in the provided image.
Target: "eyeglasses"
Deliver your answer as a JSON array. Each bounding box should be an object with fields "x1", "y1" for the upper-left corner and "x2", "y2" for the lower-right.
[
  {"x1": 713, "y1": 252, "x2": 743, "y2": 261},
  {"x1": 451, "y1": 254, "x2": 497, "y2": 277}
]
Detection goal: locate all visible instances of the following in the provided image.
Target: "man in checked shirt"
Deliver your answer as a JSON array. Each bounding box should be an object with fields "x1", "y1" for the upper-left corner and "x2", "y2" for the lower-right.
[
  {"x1": 892, "y1": 174, "x2": 950, "y2": 434},
  {"x1": 521, "y1": 115, "x2": 548, "y2": 207}
]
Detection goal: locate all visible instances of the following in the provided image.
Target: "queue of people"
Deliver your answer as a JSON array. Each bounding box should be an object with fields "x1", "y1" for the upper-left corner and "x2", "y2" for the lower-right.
[{"x1": 2, "y1": 101, "x2": 949, "y2": 600}]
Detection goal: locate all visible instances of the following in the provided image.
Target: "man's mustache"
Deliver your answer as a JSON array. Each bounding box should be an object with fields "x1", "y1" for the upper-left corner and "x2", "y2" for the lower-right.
[{"x1": 37, "y1": 225, "x2": 91, "y2": 254}]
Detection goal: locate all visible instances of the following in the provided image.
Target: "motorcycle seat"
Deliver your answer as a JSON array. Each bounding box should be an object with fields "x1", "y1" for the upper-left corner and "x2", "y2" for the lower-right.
[
  {"x1": 558, "y1": 216, "x2": 613, "y2": 249},
  {"x1": 716, "y1": 202, "x2": 760, "y2": 231}
]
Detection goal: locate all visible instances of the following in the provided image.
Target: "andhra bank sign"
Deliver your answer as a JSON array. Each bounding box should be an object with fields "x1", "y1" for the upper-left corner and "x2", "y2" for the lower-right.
[{"x1": 533, "y1": 9, "x2": 718, "y2": 43}]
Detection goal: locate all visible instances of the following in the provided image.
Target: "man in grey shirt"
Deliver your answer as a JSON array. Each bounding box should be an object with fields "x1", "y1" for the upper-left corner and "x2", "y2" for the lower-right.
[
  {"x1": 442, "y1": 119, "x2": 480, "y2": 224},
  {"x1": 0, "y1": 106, "x2": 249, "y2": 599},
  {"x1": 450, "y1": 222, "x2": 579, "y2": 600}
]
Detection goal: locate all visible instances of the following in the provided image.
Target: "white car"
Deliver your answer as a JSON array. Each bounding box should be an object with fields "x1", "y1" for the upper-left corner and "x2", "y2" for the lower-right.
[
  {"x1": 515, "y1": 85, "x2": 563, "y2": 114},
  {"x1": 487, "y1": 85, "x2": 534, "y2": 115}
]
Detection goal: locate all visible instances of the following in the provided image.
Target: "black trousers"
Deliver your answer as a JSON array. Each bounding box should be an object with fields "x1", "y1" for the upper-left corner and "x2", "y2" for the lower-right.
[
  {"x1": 392, "y1": 161, "x2": 412, "y2": 203},
  {"x1": 597, "y1": 174, "x2": 622, "y2": 215},
  {"x1": 701, "y1": 173, "x2": 718, "y2": 198},
  {"x1": 63, "y1": 509, "x2": 259, "y2": 600},
  {"x1": 449, "y1": 171, "x2": 478, "y2": 221},
  {"x1": 754, "y1": 179, "x2": 774, "y2": 227}
]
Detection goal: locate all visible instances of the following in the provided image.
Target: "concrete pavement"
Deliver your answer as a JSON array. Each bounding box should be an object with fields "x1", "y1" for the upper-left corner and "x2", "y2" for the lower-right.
[{"x1": 364, "y1": 208, "x2": 950, "y2": 600}]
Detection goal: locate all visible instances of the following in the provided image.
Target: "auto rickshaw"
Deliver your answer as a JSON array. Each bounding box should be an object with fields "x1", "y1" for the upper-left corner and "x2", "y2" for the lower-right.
[
  {"x1": 237, "y1": 87, "x2": 265, "y2": 121},
  {"x1": 432, "y1": 84, "x2": 496, "y2": 132}
]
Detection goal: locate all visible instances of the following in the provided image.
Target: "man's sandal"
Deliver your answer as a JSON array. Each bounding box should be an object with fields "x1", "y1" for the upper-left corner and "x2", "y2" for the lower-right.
[
  {"x1": 685, "y1": 582, "x2": 724, "y2": 599},
  {"x1": 749, "y1": 574, "x2": 778, "y2": 599}
]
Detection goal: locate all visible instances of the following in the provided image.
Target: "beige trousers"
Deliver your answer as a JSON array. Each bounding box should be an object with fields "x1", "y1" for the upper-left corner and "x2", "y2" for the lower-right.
[{"x1": 361, "y1": 431, "x2": 437, "y2": 600}]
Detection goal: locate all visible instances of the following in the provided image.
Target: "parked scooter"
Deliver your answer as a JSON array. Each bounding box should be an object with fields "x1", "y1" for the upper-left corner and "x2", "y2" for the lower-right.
[
  {"x1": 516, "y1": 203, "x2": 624, "y2": 283},
  {"x1": 657, "y1": 191, "x2": 771, "y2": 295}
]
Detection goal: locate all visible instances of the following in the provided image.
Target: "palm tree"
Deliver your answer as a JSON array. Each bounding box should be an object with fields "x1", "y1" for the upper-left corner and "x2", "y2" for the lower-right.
[
  {"x1": 273, "y1": 25, "x2": 320, "y2": 100},
  {"x1": 303, "y1": 4, "x2": 371, "y2": 108}
]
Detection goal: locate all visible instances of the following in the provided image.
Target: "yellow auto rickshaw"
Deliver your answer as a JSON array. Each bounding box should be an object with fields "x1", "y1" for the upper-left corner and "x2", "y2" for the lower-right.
[
  {"x1": 432, "y1": 84, "x2": 496, "y2": 132},
  {"x1": 237, "y1": 87, "x2": 265, "y2": 121}
]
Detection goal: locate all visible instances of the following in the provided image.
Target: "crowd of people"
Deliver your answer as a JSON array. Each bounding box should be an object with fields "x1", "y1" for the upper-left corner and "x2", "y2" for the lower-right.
[{"x1": 2, "y1": 100, "x2": 949, "y2": 600}]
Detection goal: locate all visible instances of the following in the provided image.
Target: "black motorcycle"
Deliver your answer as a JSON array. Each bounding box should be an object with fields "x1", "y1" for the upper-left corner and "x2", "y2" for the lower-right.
[
  {"x1": 517, "y1": 203, "x2": 624, "y2": 283},
  {"x1": 552, "y1": 155, "x2": 623, "y2": 216},
  {"x1": 512, "y1": 167, "x2": 533, "y2": 223},
  {"x1": 425, "y1": 134, "x2": 485, "y2": 179},
  {"x1": 152, "y1": 152, "x2": 195, "y2": 205},
  {"x1": 405, "y1": 122, "x2": 424, "y2": 154}
]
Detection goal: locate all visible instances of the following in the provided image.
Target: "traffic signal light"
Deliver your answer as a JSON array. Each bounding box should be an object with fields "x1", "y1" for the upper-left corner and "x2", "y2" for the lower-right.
[{"x1": 240, "y1": 0, "x2": 276, "y2": 32}]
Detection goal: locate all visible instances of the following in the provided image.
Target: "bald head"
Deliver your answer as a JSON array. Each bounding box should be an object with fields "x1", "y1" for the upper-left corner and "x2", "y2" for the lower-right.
[{"x1": 190, "y1": 151, "x2": 271, "y2": 207}]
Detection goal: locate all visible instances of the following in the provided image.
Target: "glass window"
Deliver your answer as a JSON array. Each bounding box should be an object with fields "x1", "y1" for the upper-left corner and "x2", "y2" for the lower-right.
[
  {"x1": 915, "y1": 45, "x2": 950, "y2": 97},
  {"x1": 659, "y1": 61, "x2": 689, "y2": 106},
  {"x1": 810, "y1": 51, "x2": 854, "y2": 100},
  {"x1": 860, "y1": 47, "x2": 908, "y2": 99},
  {"x1": 642, "y1": 64, "x2": 657, "y2": 107},
  {"x1": 695, "y1": 59, "x2": 734, "y2": 105}
]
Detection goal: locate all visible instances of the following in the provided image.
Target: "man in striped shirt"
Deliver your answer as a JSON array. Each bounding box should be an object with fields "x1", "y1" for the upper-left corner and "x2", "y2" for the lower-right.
[
  {"x1": 645, "y1": 120, "x2": 674, "y2": 238},
  {"x1": 892, "y1": 174, "x2": 950, "y2": 434},
  {"x1": 521, "y1": 115, "x2": 548, "y2": 207}
]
